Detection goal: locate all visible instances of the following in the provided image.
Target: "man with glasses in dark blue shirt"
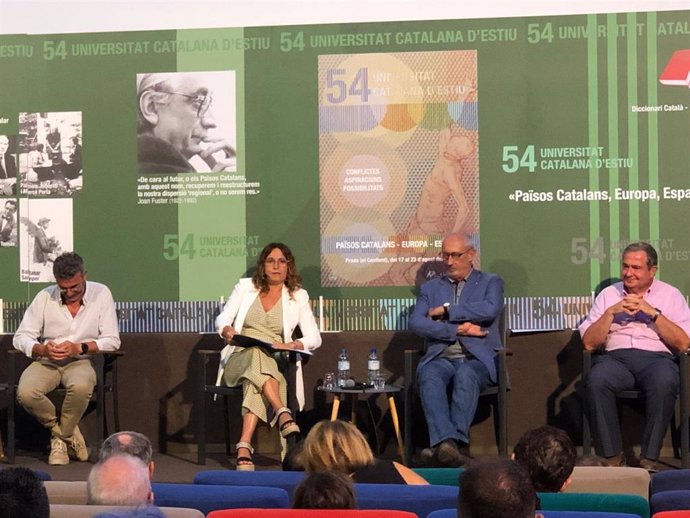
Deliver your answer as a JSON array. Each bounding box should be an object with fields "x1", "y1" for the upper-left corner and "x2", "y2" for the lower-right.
[
  {"x1": 409, "y1": 232, "x2": 504, "y2": 466},
  {"x1": 136, "y1": 72, "x2": 236, "y2": 174}
]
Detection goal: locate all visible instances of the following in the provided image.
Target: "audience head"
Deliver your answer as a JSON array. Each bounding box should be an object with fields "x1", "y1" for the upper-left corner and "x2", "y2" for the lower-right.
[
  {"x1": 458, "y1": 458, "x2": 537, "y2": 518},
  {"x1": 87, "y1": 454, "x2": 153, "y2": 506},
  {"x1": 293, "y1": 471, "x2": 356, "y2": 509},
  {"x1": 302, "y1": 420, "x2": 374, "y2": 474},
  {"x1": 100, "y1": 431, "x2": 155, "y2": 478},
  {"x1": 0, "y1": 467, "x2": 49, "y2": 518},
  {"x1": 513, "y1": 425, "x2": 576, "y2": 492}
]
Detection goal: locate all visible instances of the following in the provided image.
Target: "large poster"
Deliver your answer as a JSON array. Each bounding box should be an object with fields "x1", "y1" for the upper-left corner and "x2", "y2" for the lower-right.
[
  {"x1": 1, "y1": 12, "x2": 689, "y2": 331},
  {"x1": 319, "y1": 50, "x2": 478, "y2": 287}
]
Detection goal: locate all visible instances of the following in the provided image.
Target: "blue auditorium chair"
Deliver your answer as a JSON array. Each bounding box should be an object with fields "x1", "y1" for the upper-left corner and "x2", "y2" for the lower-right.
[
  {"x1": 194, "y1": 470, "x2": 306, "y2": 498},
  {"x1": 651, "y1": 490, "x2": 690, "y2": 515},
  {"x1": 651, "y1": 470, "x2": 690, "y2": 495},
  {"x1": 355, "y1": 483, "x2": 458, "y2": 517},
  {"x1": 151, "y1": 483, "x2": 289, "y2": 515},
  {"x1": 426, "y1": 509, "x2": 642, "y2": 518}
]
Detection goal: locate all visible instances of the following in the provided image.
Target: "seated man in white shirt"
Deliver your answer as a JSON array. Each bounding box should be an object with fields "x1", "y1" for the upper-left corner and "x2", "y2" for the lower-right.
[{"x1": 13, "y1": 252, "x2": 121, "y2": 465}]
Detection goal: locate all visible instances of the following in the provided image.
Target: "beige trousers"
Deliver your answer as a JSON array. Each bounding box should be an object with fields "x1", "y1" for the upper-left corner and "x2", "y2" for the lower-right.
[{"x1": 16, "y1": 359, "x2": 96, "y2": 439}]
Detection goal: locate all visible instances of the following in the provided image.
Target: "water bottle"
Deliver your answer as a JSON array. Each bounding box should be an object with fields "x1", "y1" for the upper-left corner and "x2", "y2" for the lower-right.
[
  {"x1": 367, "y1": 348, "x2": 380, "y2": 386},
  {"x1": 337, "y1": 348, "x2": 350, "y2": 387}
]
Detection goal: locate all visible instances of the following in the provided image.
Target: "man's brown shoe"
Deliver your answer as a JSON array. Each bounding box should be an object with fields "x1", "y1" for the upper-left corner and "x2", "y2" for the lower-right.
[
  {"x1": 604, "y1": 452, "x2": 626, "y2": 467},
  {"x1": 639, "y1": 457, "x2": 661, "y2": 473}
]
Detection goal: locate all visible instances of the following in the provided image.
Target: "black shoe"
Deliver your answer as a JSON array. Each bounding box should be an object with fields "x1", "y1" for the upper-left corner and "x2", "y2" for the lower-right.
[{"x1": 435, "y1": 439, "x2": 470, "y2": 467}]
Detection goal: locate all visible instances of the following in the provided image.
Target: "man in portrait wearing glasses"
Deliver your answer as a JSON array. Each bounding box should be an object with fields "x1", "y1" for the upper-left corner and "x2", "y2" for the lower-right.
[
  {"x1": 136, "y1": 72, "x2": 236, "y2": 174},
  {"x1": 13, "y1": 252, "x2": 120, "y2": 465},
  {"x1": 409, "y1": 232, "x2": 504, "y2": 467}
]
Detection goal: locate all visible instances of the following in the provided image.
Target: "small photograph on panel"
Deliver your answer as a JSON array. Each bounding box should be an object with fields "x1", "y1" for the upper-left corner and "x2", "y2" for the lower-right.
[
  {"x1": 18, "y1": 111, "x2": 83, "y2": 197},
  {"x1": 0, "y1": 134, "x2": 18, "y2": 196},
  {"x1": 136, "y1": 70, "x2": 237, "y2": 174},
  {"x1": 19, "y1": 198, "x2": 73, "y2": 283},
  {"x1": 0, "y1": 199, "x2": 18, "y2": 247}
]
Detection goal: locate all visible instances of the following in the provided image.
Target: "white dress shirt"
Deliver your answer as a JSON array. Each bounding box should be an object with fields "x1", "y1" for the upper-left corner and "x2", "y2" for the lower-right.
[{"x1": 13, "y1": 281, "x2": 121, "y2": 358}]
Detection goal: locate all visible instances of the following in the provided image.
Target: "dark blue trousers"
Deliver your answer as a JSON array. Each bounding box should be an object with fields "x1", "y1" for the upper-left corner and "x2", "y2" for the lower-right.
[{"x1": 586, "y1": 348, "x2": 679, "y2": 460}]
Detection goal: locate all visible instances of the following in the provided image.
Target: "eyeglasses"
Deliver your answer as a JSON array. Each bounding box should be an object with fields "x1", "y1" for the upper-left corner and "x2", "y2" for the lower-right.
[
  {"x1": 167, "y1": 92, "x2": 213, "y2": 117},
  {"x1": 439, "y1": 249, "x2": 472, "y2": 261},
  {"x1": 58, "y1": 280, "x2": 84, "y2": 293},
  {"x1": 265, "y1": 258, "x2": 288, "y2": 266}
]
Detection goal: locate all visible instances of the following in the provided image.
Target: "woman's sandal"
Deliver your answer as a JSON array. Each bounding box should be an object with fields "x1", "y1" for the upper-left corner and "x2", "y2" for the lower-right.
[
  {"x1": 235, "y1": 441, "x2": 255, "y2": 471},
  {"x1": 276, "y1": 407, "x2": 300, "y2": 438}
]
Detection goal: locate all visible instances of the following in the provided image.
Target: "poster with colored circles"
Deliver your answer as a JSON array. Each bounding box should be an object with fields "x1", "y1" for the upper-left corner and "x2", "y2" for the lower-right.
[{"x1": 319, "y1": 50, "x2": 478, "y2": 287}]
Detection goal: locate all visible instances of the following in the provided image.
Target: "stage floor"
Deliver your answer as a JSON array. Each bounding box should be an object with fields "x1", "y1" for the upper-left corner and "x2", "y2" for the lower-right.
[{"x1": 3, "y1": 449, "x2": 285, "y2": 482}]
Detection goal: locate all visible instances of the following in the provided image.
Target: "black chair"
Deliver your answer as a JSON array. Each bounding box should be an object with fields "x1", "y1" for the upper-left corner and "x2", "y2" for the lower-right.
[
  {"x1": 582, "y1": 349, "x2": 689, "y2": 467},
  {"x1": 196, "y1": 346, "x2": 304, "y2": 465},
  {"x1": 4, "y1": 349, "x2": 122, "y2": 464},
  {"x1": 196, "y1": 349, "x2": 242, "y2": 465},
  {"x1": 403, "y1": 309, "x2": 510, "y2": 463}
]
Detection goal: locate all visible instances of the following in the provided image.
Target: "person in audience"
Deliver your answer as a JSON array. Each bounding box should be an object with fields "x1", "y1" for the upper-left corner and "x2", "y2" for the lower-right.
[
  {"x1": 580, "y1": 241, "x2": 690, "y2": 471},
  {"x1": 409, "y1": 232, "x2": 504, "y2": 467},
  {"x1": 0, "y1": 467, "x2": 50, "y2": 518},
  {"x1": 458, "y1": 458, "x2": 539, "y2": 518},
  {"x1": 100, "y1": 431, "x2": 155, "y2": 478},
  {"x1": 13, "y1": 251, "x2": 121, "y2": 465},
  {"x1": 293, "y1": 471, "x2": 357, "y2": 509},
  {"x1": 512, "y1": 425, "x2": 576, "y2": 492},
  {"x1": 216, "y1": 242, "x2": 322, "y2": 470},
  {"x1": 302, "y1": 419, "x2": 428, "y2": 484},
  {"x1": 87, "y1": 454, "x2": 154, "y2": 506}
]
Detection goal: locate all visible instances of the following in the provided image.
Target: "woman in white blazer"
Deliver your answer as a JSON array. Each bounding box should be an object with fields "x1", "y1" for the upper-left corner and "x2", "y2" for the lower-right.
[{"x1": 215, "y1": 242, "x2": 322, "y2": 470}]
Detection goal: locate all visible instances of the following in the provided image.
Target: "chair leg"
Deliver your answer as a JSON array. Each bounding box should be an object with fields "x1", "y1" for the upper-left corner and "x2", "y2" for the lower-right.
[
  {"x1": 582, "y1": 352, "x2": 592, "y2": 456},
  {"x1": 197, "y1": 355, "x2": 206, "y2": 466},
  {"x1": 8, "y1": 352, "x2": 16, "y2": 464},
  {"x1": 497, "y1": 389, "x2": 507, "y2": 457},
  {"x1": 680, "y1": 353, "x2": 689, "y2": 468},
  {"x1": 223, "y1": 395, "x2": 232, "y2": 458},
  {"x1": 403, "y1": 350, "x2": 414, "y2": 465},
  {"x1": 95, "y1": 356, "x2": 105, "y2": 445},
  {"x1": 111, "y1": 358, "x2": 120, "y2": 433},
  {"x1": 582, "y1": 404, "x2": 592, "y2": 455}
]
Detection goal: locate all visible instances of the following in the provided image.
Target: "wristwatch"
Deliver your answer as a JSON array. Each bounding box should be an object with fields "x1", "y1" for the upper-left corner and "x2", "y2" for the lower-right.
[
  {"x1": 80, "y1": 342, "x2": 89, "y2": 355},
  {"x1": 651, "y1": 308, "x2": 662, "y2": 323},
  {"x1": 443, "y1": 302, "x2": 450, "y2": 320}
]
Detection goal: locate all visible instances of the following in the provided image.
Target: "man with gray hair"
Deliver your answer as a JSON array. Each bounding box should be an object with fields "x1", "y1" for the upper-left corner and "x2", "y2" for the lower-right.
[
  {"x1": 100, "y1": 431, "x2": 155, "y2": 478},
  {"x1": 136, "y1": 72, "x2": 235, "y2": 174},
  {"x1": 13, "y1": 251, "x2": 120, "y2": 465},
  {"x1": 580, "y1": 241, "x2": 690, "y2": 471},
  {"x1": 87, "y1": 454, "x2": 153, "y2": 506}
]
